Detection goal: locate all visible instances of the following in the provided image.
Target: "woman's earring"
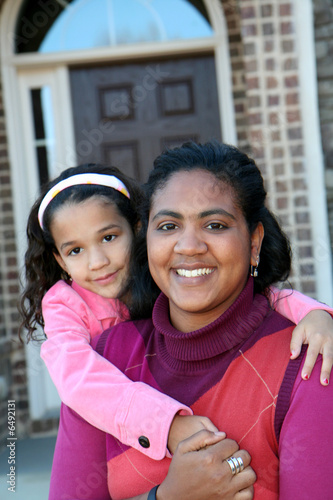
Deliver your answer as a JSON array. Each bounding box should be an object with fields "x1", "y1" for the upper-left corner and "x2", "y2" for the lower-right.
[{"x1": 250, "y1": 255, "x2": 260, "y2": 278}]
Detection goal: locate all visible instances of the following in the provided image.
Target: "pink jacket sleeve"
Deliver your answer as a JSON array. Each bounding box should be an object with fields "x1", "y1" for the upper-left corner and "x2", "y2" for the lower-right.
[
  {"x1": 41, "y1": 283, "x2": 191, "y2": 461},
  {"x1": 279, "y1": 356, "x2": 333, "y2": 498},
  {"x1": 269, "y1": 286, "x2": 333, "y2": 321}
]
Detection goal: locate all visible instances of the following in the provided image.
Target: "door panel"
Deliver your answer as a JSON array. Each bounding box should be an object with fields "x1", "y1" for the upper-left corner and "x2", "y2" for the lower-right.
[{"x1": 70, "y1": 56, "x2": 221, "y2": 181}]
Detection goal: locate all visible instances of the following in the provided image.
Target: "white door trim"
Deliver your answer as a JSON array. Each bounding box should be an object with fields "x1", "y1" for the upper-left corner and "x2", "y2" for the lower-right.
[{"x1": 294, "y1": 0, "x2": 333, "y2": 305}]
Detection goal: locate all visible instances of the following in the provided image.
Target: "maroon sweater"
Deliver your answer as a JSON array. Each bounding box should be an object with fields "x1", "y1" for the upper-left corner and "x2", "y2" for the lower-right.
[{"x1": 49, "y1": 278, "x2": 333, "y2": 499}]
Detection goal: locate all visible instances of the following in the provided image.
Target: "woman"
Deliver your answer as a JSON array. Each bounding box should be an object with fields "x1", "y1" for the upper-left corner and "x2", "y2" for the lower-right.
[{"x1": 50, "y1": 141, "x2": 333, "y2": 499}]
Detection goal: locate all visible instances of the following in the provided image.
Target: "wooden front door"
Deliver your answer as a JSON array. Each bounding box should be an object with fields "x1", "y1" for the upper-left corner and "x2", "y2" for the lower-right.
[{"x1": 70, "y1": 55, "x2": 221, "y2": 182}]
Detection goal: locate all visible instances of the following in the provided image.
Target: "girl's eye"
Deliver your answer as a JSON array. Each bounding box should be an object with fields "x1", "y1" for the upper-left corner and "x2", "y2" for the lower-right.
[
  {"x1": 206, "y1": 222, "x2": 226, "y2": 230},
  {"x1": 103, "y1": 234, "x2": 116, "y2": 242},
  {"x1": 69, "y1": 247, "x2": 82, "y2": 256},
  {"x1": 158, "y1": 223, "x2": 178, "y2": 231}
]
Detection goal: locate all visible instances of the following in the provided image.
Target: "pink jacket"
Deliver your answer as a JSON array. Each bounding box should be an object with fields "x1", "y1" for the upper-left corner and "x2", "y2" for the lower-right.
[
  {"x1": 41, "y1": 280, "x2": 190, "y2": 460},
  {"x1": 41, "y1": 280, "x2": 331, "y2": 460}
]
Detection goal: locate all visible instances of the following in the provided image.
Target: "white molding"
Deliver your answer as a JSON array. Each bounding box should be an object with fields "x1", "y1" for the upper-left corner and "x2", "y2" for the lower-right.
[
  {"x1": 294, "y1": 0, "x2": 333, "y2": 305},
  {"x1": 204, "y1": 0, "x2": 237, "y2": 144}
]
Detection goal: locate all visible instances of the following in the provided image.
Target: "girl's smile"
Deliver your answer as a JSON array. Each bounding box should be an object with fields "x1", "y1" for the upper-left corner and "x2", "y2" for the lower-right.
[{"x1": 51, "y1": 197, "x2": 133, "y2": 300}]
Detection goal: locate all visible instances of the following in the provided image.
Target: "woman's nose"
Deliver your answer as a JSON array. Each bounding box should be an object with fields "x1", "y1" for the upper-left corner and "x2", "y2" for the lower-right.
[
  {"x1": 88, "y1": 247, "x2": 109, "y2": 270},
  {"x1": 174, "y1": 229, "x2": 207, "y2": 255}
]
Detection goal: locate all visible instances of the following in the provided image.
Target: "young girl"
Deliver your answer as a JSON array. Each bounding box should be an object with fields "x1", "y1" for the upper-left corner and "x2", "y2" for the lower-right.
[{"x1": 20, "y1": 163, "x2": 333, "y2": 461}]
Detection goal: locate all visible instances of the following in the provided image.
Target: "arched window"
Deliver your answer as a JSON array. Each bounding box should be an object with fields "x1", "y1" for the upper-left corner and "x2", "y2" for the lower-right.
[{"x1": 15, "y1": 0, "x2": 213, "y2": 54}]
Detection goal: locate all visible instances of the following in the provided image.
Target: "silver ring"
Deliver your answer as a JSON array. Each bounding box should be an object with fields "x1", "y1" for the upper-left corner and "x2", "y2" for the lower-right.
[
  {"x1": 226, "y1": 456, "x2": 244, "y2": 475},
  {"x1": 236, "y1": 456, "x2": 244, "y2": 472},
  {"x1": 226, "y1": 458, "x2": 236, "y2": 474}
]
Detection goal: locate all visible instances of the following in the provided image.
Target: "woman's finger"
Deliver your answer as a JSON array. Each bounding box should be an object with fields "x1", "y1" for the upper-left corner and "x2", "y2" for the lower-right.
[{"x1": 176, "y1": 429, "x2": 227, "y2": 455}]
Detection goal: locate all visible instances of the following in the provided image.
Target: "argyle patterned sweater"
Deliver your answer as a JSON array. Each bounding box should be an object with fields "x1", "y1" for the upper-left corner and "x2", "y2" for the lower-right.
[{"x1": 94, "y1": 278, "x2": 304, "y2": 499}]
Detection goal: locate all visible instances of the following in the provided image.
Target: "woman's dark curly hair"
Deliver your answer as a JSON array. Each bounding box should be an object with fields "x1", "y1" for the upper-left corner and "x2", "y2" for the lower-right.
[
  {"x1": 128, "y1": 140, "x2": 292, "y2": 318},
  {"x1": 19, "y1": 163, "x2": 144, "y2": 342}
]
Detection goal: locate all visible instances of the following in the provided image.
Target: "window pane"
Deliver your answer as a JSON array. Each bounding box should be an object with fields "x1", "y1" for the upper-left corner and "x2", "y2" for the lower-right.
[
  {"x1": 30, "y1": 87, "x2": 55, "y2": 187},
  {"x1": 16, "y1": 0, "x2": 213, "y2": 54}
]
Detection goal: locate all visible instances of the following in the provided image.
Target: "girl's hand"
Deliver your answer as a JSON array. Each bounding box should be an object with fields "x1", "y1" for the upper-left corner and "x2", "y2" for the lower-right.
[
  {"x1": 159, "y1": 430, "x2": 255, "y2": 500},
  {"x1": 290, "y1": 310, "x2": 333, "y2": 385},
  {"x1": 168, "y1": 414, "x2": 219, "y2": 455}
]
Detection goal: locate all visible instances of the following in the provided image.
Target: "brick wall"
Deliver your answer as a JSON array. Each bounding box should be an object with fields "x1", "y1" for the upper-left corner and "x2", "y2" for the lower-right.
[
  {"x1": 223, "y1": 0, "x2": 318, "y2": 295},
  {"x1": 313, "y1": 0, "x2": 333, "y2": 253}
]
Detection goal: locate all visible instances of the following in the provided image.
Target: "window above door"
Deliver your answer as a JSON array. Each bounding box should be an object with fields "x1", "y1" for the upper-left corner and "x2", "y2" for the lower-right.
[{"x1": 16, "y1": 0, "x2": 213, "y2": 54}]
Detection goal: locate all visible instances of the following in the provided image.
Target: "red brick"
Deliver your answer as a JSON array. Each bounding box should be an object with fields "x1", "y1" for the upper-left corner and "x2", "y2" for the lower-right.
[
  {"x1": 250, "y1": 129, "x2": 264, "y2": 142},
  {"x1": 293, "y1": 162, "x2": 305, "y2": 173},
  {"x1": 265, "y1": 58, "x2": 275, "y2": 70},
  {"x1": 269, "y1": 112, "x2": 280, "y2": 125},
  {"x1": 301, "y1": 282, "x2": 316, "y2": 294},
  {"x1": 273, "y1": 148, "x2": 285, "y2": 160},
  {"x1": 296, "y1": 212, "x2": 310, "y2": 224},
  {"x1": 290, "y1": 144, "x2": 304, "y2": 157},
  {"x1": 244, "y1": 42, "x2": 256, "y2": 55},
  {"x1": 245, "y1": 60, "x2": 257, "y2": 72},
  {"x1": 285, "y1": 92, "x2": 299, "y2": 105},
  {"x1": 268, "y1": 95, "x2": 280, "y2": 106},
  {"x1": 263, "y1": 22, "x2": 274, "y2": 36},
  {"x1": 248, "y1": 95, "x2": 261, "y2": 108},
  {"x1": 298, "y1": 246, "x2": 313, "y2": 258},
  {"x1": 266, "y1": 76, "x2": 278, "y2": 88},
  {"x1": 246, "y1": 77, "x2": 260, "y2": 90},
  {"x1": 241, "y1": 6, "x2": 256, "y2": 19},
  {"x1": 271, "y1": 130, "x2": 281, "y2": 141},
  {"x1": 297, "y1": 228, "x2": 312, "y2": 240},
  {"x1": 284, "y1": 75, "x2": 299, "y2": 87},
  {"x1": 275, "y1": 179, "x2": 287, "y2": 191},
  {"x1": 248, "y1": 112, "x2": 262, "y2": 125},
  {"x1": 287, "y1": 127, "x2": 302, "y2": 140},
  {"x1": 293, "y1": 178, "x2": 307, "y2": 190},
  {"x1": 241, "y1": 24, "x2": 257, "y2": 37},
  {"x1": 277, "y1": 197, "x2": 289, "y2": 209},
  {"x1": 279, "y1": 3, "x2": 292, "y2": 16},
  {"x1": 261, "y1": 5, "x2": 273, "y2": 17},
  {"x1": 280, "y1": 21, "x2": 294, "y2": 35},
  {"x1": 235, "y1": 103, "x2": 245, "y2": 113},
  {"x1": 284, "y1": 58, "x2": 298, "y2": 71},
  {"x1": 287, "y1": 110, "x2": 301, "y2": 123},
  {"x1": 264, "y1": 40, "x2": 274, "y2": 52},
  {"x1": 274, "y1": 163, "x2": 285, "y2": 176},
  {"x1": 281, "y1": 40, "x2": 294, "y2": 52}
]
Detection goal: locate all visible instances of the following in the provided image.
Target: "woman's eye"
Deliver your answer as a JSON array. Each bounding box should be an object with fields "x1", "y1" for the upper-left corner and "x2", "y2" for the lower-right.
[
  {"x1": 158, "y1": 223, "x2": 178, "y2": 231},
  {"x1": 103, "y1": 234, "x2": 116, "y2": 242},
  {"x1": 206, "y1": 222, "x2": 226, "y2": 230},
  {"x1": 69, "y1": 247, "x2": 82, "y2": 256}
]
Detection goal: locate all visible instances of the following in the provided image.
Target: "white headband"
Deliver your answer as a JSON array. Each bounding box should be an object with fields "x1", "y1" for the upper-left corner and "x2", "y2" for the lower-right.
[{"x1": 38, "y1": 173, "x2": 130, "y2": 230}]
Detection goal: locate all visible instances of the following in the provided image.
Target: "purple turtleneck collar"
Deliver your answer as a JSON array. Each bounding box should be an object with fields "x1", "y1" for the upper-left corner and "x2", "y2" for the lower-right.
[{"x1": 152, "y1": 278, "x2": 270, "y2": 372}]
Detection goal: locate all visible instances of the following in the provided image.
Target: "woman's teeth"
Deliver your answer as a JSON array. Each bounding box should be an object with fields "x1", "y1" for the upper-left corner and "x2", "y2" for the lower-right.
[{"x1": 176, "y1": 268, "x2": 213, "y2": 277}]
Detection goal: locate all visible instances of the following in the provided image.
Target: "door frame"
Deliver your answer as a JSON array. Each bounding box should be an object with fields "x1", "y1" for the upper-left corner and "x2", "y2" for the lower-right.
[{"x1": 0, "y1": 0, "x2": 236, "y2": 419}]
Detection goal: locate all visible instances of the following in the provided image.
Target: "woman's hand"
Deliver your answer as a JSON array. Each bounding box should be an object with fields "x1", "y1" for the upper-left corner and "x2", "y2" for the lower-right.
[
  {"x1": 168, "y1": 414, "x2": 219, "y2": 454},
  {"x1": 159, "y1": 430, "x2": 256, "y2": 499},
  {"x1": 290, "y1": 310, "x2": 333, "y2": 385}
]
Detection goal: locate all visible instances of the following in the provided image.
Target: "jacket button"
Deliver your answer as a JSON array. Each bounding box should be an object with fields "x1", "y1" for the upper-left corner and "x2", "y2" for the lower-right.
[{"x1": 138, "y1": 436, "x2": 150, "y2": 448}]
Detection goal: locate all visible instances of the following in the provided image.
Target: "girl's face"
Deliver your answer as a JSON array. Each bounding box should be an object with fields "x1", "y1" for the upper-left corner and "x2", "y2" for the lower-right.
[
  {"x1": 51, "y1": 197, "x2": 133, "y2": 301},
  {"x1": 147, "y1": 169, "x2": 263, "y2": 332}
]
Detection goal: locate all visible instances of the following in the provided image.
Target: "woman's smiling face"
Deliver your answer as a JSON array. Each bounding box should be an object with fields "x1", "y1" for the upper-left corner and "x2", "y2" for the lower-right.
[{"x1": 147, "y1": 169, "x2": 263, "y2": 332}]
